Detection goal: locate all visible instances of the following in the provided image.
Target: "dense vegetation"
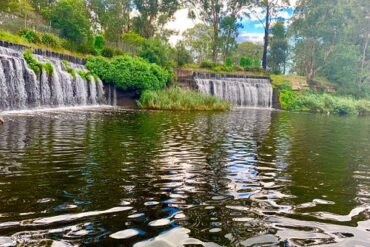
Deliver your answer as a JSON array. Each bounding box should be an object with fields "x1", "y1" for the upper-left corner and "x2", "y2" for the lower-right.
[
  {"x1": 0, "y1": 0, "x2": 369, "y2": 113},
  {"x1": 276, "y1": 82, "x2": 370, "y2": 116},
  {"x1": 86, "y1": 56, "x2": 170, "y2": 91},
  {"x1": 138, "y1": 87, "x2": 231, "y2": 111}
]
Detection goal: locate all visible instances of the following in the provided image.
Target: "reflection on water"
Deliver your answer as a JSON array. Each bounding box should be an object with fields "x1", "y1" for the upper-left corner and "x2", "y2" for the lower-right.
[{"x1": 0, "y1": 108, "x2": 369, "y2": 246}]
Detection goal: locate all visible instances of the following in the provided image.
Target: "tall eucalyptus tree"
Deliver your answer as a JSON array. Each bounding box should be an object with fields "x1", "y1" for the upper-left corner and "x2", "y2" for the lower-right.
[
  {"x1": 247, "y1": 0, "x2": 290, "y2": 69},
  {"x1": 187, "y1": 0, "x2": 250, "y2": 63}
]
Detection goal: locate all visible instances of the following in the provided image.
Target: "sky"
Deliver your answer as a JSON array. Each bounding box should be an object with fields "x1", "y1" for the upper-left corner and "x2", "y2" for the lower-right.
[{"x1": 166, "y1": 3, "x2": 296, "y2": 46}]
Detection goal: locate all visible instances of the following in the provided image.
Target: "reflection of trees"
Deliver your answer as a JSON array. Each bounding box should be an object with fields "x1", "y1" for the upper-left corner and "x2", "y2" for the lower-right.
[{"x1": 282, "y1": 113, "x2": 370, "y2": 216}]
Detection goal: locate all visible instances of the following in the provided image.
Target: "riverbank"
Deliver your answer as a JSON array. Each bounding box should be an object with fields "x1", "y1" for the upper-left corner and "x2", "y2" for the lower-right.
[{"x1": 275, "y1": 81, "x2": 370, "y2": 116}]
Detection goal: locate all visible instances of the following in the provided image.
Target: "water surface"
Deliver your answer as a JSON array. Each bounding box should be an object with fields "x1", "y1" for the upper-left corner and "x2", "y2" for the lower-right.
[{"x1": 0, "y1": 108, "x2": 369, "y2": 246}]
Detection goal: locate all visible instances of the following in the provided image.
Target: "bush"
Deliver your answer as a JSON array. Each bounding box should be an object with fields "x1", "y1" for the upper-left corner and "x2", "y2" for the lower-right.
[
  {"x1": 277, "y1": 82, "x2": 370, "y2": 116},
  {"x1": 41, "y1": 33, "x2": 62, "y2": 48},
  {"x1": 139, "y1": 38, "x2": 171, "y2": 69},
  {"x1": 86, "y1": 55, "x2": 170, "y2": 91},
  {"x1": 225, "y1": 57, "x2": 233, "y2": 67},
  {"x1": 200, "y1": 61, "x2": 216, "y2": 69},
  {"x1": 19, "y1": 29, "x2": 41, "y2": 44},
  {"x1": 137, "y1": 87, "x2": 231, "y2": 111},
  {"x1": 94, "y1": 35, "x2": 105, "y2": 51},
  {"x1": 101, "y1": 48, "x2": 114, "y2": 58},
  {"x1": 174, "y1": 43, "x2": 193, "y2": 67}
]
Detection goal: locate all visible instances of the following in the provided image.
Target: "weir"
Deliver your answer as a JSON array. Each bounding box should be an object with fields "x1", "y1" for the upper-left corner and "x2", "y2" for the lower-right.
[
  {"x1": 193, "y1": 73, "x2": 273, "y2": 108},
  {"x1": 0, "y1": 45, "x2": 115, "y2": 111}
]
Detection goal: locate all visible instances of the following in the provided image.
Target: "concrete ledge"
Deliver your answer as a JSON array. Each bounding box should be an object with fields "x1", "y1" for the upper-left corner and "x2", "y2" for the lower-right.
[{"x1": 0, "y1": 40, "x2": 86, "y2": 65}]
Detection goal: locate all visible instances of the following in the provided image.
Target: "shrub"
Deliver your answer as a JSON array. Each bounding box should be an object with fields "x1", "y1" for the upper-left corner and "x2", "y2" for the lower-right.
[
  {"x1": 276, "y1": 81, "x2": 370, "y2": 116},
  {"x1": 101, "y1": 48, "x2": 114, "y2": 58},
  {"x1": 86, "y1": 55, "x2": 170, "y2": 91},
  {"x1": 200, "y1": 61, "x2": 216, "y2": 69},
  {"x1": 41, "y1": 33, "x2": 62, "y2": 48},
  {"x1": 139, "y1": 38, "x2": 171, "y2": 69},
  {"x1": 225, "y1": 57, "x2": 233, "y2": 67},
  {"x1": 19, "y1": 29, "x2": 41, "y2": 44},
  {"x1": 94, "y1": 35, "x2": 105, "y2": 51},
  {"x1": 137, "y1": 87, "x2": 231, "y2": 111},
  {"x1": 175, "y1": 42, "x2": 193, "y2": 67}
]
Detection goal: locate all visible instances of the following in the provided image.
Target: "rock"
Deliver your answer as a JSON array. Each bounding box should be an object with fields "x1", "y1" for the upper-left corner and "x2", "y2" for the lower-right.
[{"x1": 0, "y1": 117, "x2": 4, "y2": 124}]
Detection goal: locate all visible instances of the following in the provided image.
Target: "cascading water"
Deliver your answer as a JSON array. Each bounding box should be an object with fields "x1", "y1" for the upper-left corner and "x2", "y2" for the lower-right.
[
  {"x1": 194, "y1": 74, "x2": 273, "y2": 108},
  {"x1": 0, "y1": 46, "x2": 114, "y2": 111}
]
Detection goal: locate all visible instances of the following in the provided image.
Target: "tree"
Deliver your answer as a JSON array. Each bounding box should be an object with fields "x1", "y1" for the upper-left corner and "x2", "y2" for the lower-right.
[
  {"x1": 174, "y1": 42, "x2": 193, "y2": 67},
  {"x1": 269, "y1": 21, "x2": 288, "y2": 73},
  {"x1": 131, "y1": 0, "x2": 180, "y2": 38},
  {"x1": 291, "y1": 0, "x2": 347, "y2": 80},
  {"x1": 232, "y1": 42, "x2": 263, "y2": 68},
  {"x1": 219, "y1": 15, "x2": 242, "y2": 61},
  {"x1": 182, "y1": 24, "x2": 213, "y2": 63},
  {"x1": 187, "y1": 0, "x2": 249, "y2": 63},
  {"x1": 50, "y1": 0, "x2": 93, "y2": 50},
  {"x1": 1, "y1": 0, "x2": 34, "y2": 27},
  {"x1": 246, "y1": 0, "x2": 290, "y2": 69},
  {"x1": 87, "y1": 0, "x2": 131, "y2": 43},
  {"x1": 139, "y1": 37, "x2": 172, "y2": 69}
]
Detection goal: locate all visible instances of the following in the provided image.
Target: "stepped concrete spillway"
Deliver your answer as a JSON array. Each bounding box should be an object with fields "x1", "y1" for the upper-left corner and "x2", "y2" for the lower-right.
[
  {"x1": 177, "y1": 70, "x2": 274, "y2": 108},
  {"x1": 0, "y1": 44, "x2": 116, "y2": 111}
]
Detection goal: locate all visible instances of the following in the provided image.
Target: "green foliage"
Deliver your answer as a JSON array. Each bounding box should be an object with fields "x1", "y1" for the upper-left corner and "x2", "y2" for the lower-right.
[
  {"x1": 19, "y1": 29, "x2": 41, "y2": 43},
  {"x1": 62, "y1": 60, "x2": 76, "y2": 77},
  {"x1": 50, "y1": 0, "x2": 93, "y2": 51},
  {"x1": 239, "y1": 56, "x2": 260, "y2": 69},
  {"x1": 94, "y1": 35, "x2": 105, "y2": 51},
  {"x1": 183, "y1": 24, "x2": 213, "y2": 63},
  {"x1": 225, "y1": 57, "x2": 233, "y2": 67},
  {"x1": 200, "y1": 61, "x2": 216, "y2": 69},
  {"x1": 137, "y1": 87, "x2": 231, "y2": 111},
  {"x1": 24, "y1": 50, "x2": 54, "y2": 76},
  {"x1": 101, "y1": 48, "x2": 114, "y2": 58},
  {"x1": 269, "y1": 21, "x2": 288, "y2": 74},
  {"x1": 131, "y1": 0, "x2": 180, "y2": 38},
  {"x1": 122, "y1": 32, "x2": 145, "y2": 46},
  {"x1": 233, "y1": 42, "x2": 263, "y2": 67},
  {"x1": 174, "y1": 42, "x2": 193, "y2": 67},
  {"x1": 24, "y1": 50, "x2": 41, "y2": 74},
  {"x1": 277, "y1": 82, "x2": 370, "y2": 116},
  {"x1": 77, "y1": 70, "x2": 97, "y2": 81},
  {"x1": 43, "y1": 62, "x2": 54, "y2": 75},
  {"x1": 86, "y1": 55, "x2": 170, "y2": 91},
  {"x1": 41, "y1": 33, "x2": 62, "y2": 48},
  {"x1": 139, "y1": 38, "x2": 171, "y2": 69}
]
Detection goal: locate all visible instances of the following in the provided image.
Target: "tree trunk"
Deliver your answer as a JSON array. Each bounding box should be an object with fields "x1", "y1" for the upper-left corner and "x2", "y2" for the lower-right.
[
  {"x1": 262, "y1": 4, "x2": 270, "y2": 70},
  {"x1": 212, "y1": 14, "x2": 219, "y2": 63},
  {"x1": 360, "y1": 33, "x2": 369, "y2": 81}
]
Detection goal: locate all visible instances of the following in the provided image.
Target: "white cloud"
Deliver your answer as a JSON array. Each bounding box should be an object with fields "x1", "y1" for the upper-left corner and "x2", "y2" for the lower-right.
[
  {"x1": 237, "y1": 32, "x2": 265, "y2": 44},
  {"x1": 254, "y1": 23, "x2": 264, "y2": 28},
  {"x1": 166, "y1": 9, "x2": 200, "y2": 45}
]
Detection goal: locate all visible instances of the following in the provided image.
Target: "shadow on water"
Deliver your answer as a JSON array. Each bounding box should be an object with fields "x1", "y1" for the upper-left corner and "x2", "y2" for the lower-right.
[{"x1": 0, "y1": 108, "x2": 369, "y2": 246}]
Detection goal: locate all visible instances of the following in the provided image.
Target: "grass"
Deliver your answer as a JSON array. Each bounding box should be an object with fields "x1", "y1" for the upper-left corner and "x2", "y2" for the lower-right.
[
  {"x1": 0, "y1": 29, "x2": 86, "y2": 58},
  {"x1": 137, "y1": 87, "x2": 231, "y2": 111}
]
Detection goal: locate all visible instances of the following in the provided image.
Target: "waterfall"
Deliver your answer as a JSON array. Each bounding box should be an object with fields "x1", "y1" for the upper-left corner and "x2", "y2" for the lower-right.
[
  {"x1": 0, "y1": 46, "x2": 114, "y2": 111},
  {"x1": 194, "y1": 74, "x2": 273, "y2": 108}
]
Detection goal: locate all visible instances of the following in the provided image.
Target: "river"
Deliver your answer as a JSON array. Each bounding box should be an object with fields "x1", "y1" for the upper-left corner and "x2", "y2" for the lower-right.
[{"x1": 0, "y1": 108, "x2": 369, "y2": 246}]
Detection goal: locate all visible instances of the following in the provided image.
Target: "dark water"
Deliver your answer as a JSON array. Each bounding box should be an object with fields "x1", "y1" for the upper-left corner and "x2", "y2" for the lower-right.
[{"x1": 0, "y1": 108, "x2": 369, "y2": 246}]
